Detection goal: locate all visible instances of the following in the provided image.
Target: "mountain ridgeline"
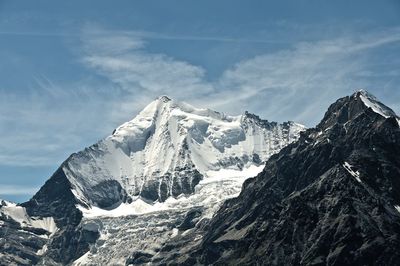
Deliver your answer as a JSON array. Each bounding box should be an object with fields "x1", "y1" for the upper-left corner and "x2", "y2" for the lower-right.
[{"x1": 1, "y1": 91, "x2": 399, "y2": 265}]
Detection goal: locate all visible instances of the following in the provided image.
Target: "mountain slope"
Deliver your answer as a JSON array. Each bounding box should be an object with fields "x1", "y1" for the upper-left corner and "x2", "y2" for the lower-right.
[
  {"x1": 187, "y1": 90, "x2": 400, "y2": 265},
  {"x1": 1, "y1": 96, "x2": 304, "y2": 265}
]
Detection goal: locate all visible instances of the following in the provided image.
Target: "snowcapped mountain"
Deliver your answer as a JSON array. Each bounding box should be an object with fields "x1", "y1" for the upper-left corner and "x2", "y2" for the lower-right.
[
  {"x1": 58, "y1": 95, "x2": 304, "y2": 208},
  {"x1": 3, "y1": 90, "x2": 399, "y2": 265},
  {"x1": 0, "y1": 96, "x2": 304, "y2": 265}
]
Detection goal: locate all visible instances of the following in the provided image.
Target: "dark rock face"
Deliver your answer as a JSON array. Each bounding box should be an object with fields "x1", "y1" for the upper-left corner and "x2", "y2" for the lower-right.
[
  {"x1": 22, "y1": 166, "x2": 81, "y2": 227},
  {"x1": 38, "y1": 224, "x2": 100, "y2": 265},
  {"x1": 126, "y1": 251, "x2": 154, "y2": 265},
  {"x1": 170, "y1": 168, "x2": 203, "y2": 198},
  {"x1": 141, "y1": 167, "x2": 203, "y2": 202},
  {"x1": 0, "y1": 166, "x2": 99, "y2": 265},
  {"x1": 90, "y1": 180, "x2": 130, "y2": 209},
  {"x1": 243, "y1": 111, "x2": 279, "y2": 130},
  {"x1": 0, "y1": 212, "x2": 48, "y2": 265},
  {"x1": 178, "y1": 208, "x2": 203, "y2": 231},
  {"x1": 188, "y1": 92, "x2": 400, "y2": 265}
]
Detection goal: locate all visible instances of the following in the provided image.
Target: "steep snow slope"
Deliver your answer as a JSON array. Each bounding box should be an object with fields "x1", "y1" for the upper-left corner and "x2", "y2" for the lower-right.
[
  {"x1": 63, "y1": 96, "x2": 305, "y2": 209},
  {"x1": 358, "y1": 89, "x2": 398, "y2": 118},
  {"x1": 358, "y1": 89, "x2": 400, "y2": 126}
]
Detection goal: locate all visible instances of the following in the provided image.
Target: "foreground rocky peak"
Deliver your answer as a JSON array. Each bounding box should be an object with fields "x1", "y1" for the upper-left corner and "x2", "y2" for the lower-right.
[
  {"x1": 318, "y1": 89, "x2": 399, "y2": 130},
  {"x1": 183, "y1": 90, "x2": 400, "y2": 265}
]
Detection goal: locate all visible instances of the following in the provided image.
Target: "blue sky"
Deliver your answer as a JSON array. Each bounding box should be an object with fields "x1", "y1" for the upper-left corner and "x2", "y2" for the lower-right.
[{"x1": 1, "y1": 0, "x2": 400, "y2": 202}]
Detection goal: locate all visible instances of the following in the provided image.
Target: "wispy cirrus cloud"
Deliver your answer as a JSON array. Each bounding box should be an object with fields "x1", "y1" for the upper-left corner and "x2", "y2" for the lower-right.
[
  {"x1": 209, "y1": 28, "x2": 400, "y2": 124},
  {"x1": 80, "y1": 26, "x2": 400, "y2": 126},
  {"x1": 1, "y1": 25, "x2": 399, "y2": 168},
  {"x1": 0, "y1": 77, "x2": 122, "y2": 166},
  {"x1": 80, "y1": 26, "x2": 215, "y2": 122},
  {"x1": 81, "y1": 28, "x2": 213, "y2": 96}
]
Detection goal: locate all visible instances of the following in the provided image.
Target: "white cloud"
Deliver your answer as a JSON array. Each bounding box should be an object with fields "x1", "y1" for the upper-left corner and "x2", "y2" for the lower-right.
[
  {"x1": 201, "y1": 29, "x2": 400, "y2": 124},
  {"x1": 80, "y1": 27, "x2": 400, "y2": 126},
  {"x1": 81, "y1": 27, "x2": 214, "y2": 100}
]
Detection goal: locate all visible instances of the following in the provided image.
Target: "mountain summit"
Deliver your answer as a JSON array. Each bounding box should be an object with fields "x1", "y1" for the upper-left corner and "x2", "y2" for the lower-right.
[
  {"x1": 47, "y1": 96, "x2": 304, "y2": 208},
  {"x1": 318, "y1": 89, "x2": 399, "y2": 130}
]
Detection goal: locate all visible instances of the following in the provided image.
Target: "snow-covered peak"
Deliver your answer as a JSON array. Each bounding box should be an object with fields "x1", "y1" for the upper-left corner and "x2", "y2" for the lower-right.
[
  {"x1": 157, "y1": 95, "x2": 172, "y2": 103},
  {"x1": 318, "y1": 89, "x2": 400, "y2": 132},
  {"x1": 354, "y1": 89, "x2": 398, "y2": 119},
  {"x1": 59, "y1": 97, "x2": 305, "y2": 209},
  {"x1": 0, "y1": 199, "x2": 14, "y2": 207},
  {"x1": 111, "y1": 96, "x2": 229, "y2": 141}
]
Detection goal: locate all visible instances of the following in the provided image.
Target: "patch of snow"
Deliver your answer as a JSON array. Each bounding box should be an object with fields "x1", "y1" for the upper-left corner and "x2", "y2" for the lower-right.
[
  {"x1": 78, "y1": 165, "x2": 265, "y2": 219},
  {"x1": 77, "y1": 199, "x2": 166, "y2": 218},
  {"x1": 205, "y1": 164, "x2": 264, "y2": 181},
  {"x1": 394, "y1": 205, "x2": 400, "y2": 214},
  {"x1": 36, "y1": 244, "x2": 48, "y2": 255},
  {"x1": 358, "y1": 90, "x2": 397, "y2": 119},
  {"x1": 0, "y1": 203, "x2": 57, "y2": 233},
  {"x1": 17, "y1": 229, "x2": 49, "y2": 239},
  {"x1": 170, "y1": 228, "x2": 179, "y2": 238},
  {"x1": 72, "y1": 251, "x2": 90, "y2": 266},
  {"x1": 343, "y1": 162, "x2": 361, "y2": 183}
]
